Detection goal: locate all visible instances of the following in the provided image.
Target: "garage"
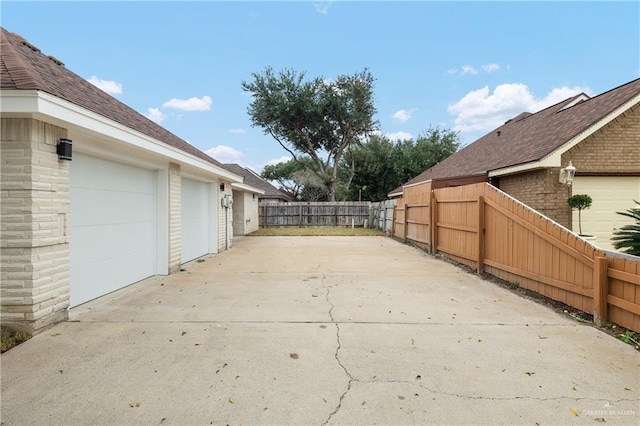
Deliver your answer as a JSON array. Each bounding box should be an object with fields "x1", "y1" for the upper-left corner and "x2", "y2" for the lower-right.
[
  {"x1": 181, "y1": 178, "x2": 214, "y2": 263},
  {"x1": 69, "y1": 153, "x2": 157, "y2": 306},
  {"x1": 572, "y1": 176, "x2": 640, "y2": 251}
]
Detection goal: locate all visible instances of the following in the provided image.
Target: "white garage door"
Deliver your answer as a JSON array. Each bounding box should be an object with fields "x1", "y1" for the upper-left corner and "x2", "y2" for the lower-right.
[
  {"x1": 181, "y1": 179, "x2": 211, "y2": 263},
  {"x1": 572, "y1": 176, "x2": 640, "y2": 251},
  {"x1": 70, "y1": 154, "x2": 157, "y2": 307}
]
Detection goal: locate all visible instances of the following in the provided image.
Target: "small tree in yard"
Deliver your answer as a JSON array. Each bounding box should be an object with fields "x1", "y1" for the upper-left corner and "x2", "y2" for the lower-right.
[
  {"x1": 568, "y1": 194, "x2": 592, "y2": 236},
  {"x1": 611, "y1": 200, "x2": 640, "y2": 256}
]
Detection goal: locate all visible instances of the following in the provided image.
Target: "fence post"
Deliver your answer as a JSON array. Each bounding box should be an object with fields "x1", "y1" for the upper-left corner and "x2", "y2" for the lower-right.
[
  {"x1": 391, "y1": 204, "x2": 397, "y2": 238},
  {"x1": 593, "y1": 256, "x2": 609, "y2": 326},
  {"x1": 430, "y1": 192, "x2": 438, "y2": 254},
  {"x1": 477, "y1": 196, "x2": 485, "y2": 273},
  {"x1": 263, "y1": 204, "x2": 268, "y2": 228},
  {"x1": 403, "y1": 204, "x2": 409, "y2": 241}
]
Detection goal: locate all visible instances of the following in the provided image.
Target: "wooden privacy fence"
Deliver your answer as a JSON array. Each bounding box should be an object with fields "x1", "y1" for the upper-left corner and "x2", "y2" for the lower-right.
[
  {"x1": 260, "y1": 202, "x2": 370, "y2": 227},
  {"x1": 369, "y1": 199, "x2": 396, "y2": 233},
  {"x1": 392, "y1": 182, "x2": 640, "y2": 333}
]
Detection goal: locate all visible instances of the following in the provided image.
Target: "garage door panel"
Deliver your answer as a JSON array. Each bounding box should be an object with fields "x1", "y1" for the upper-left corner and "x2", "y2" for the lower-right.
[
  {"x1": 572, "y1": 176, "x2": 640, "y2": 251},
  {"x1": 71, "y1": 188, "x2": 155, "y2": 227},
  {"x1": 72, "y1": 251, "x2": 155, "y2": 307},
  {"x1": 71, "y1": 222, "x2": 155, "y2": 265},
  {"x1": 70, "y1": 153, "x2": 157, "y2": 307},
  {"x1": 181, "y1": 179, "x2": 211, "y2": 263},
  {"x1": 73, "y1": 156, "x2": 156, "y2": 193}
]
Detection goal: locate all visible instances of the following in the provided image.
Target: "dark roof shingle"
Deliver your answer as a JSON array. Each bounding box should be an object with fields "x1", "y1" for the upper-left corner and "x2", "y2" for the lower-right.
[
  {"x1": 223, "y1": 164, "x2": 291, "y2": 200},
  {"x1": 405, "y1": 78, "x2": 640, "y2": 186},
  {"x1": 0, "y1": 27, "x2": 225, "y2": 168}
]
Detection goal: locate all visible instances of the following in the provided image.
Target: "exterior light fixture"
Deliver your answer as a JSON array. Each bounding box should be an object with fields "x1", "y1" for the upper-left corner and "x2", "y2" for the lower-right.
[
  {"x1": 56, "y1": 138, "x2": 72, "y2": 161},
  {"x1": 219, "y1": 183, "x2": 225, "y2": 192},
  {"x1": 559, "y1": 161, "x2": 576, "y2": 185}
]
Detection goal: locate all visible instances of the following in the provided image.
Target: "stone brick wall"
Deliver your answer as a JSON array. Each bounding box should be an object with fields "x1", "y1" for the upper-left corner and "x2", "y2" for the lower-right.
[
  {"x1": 168, "y1": 163, "x2": 181, "y2": 274},
  {"x1": 1, "y1": 118, "x2": 70, "y2": 333},
  {"x1": 498, "y1": 169, "x2": 573, "y2": 229},
  {"x1": 563, "y1": 103, "x2": 640, "y2": 174}
]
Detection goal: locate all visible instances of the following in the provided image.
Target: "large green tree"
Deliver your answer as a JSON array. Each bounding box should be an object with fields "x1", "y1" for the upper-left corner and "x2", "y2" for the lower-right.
[
  {"x1": 341, "y1": 127, "x2": 460, "y2": 201},
  {"x1": 242, "y1": 67, "x2": 378, "y2": 201},
  {"x1": 262, "y1": 157, "x2": 327, "y2": 201}
]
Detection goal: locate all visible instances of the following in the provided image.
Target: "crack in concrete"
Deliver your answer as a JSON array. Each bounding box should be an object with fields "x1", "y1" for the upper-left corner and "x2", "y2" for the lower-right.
[
  {"x1": 321, "y1": 273, "x2": 356, "y2": 426},
  {"x1": 359, "y1": 379, "x2": 640, "y2": 403}
]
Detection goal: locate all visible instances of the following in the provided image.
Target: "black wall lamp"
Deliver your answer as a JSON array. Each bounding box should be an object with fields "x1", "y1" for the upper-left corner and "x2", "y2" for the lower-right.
[
  {"x1": 219, "y1": 183, "x2": 225, "y2": 192},
  {"x1": 57, "y1": 138, "x2": 72, "y2": 161}
]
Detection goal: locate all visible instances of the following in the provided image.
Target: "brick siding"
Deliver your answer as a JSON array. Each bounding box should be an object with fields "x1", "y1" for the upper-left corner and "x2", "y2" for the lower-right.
[
  {"x1": 563, "y1": 103, "x2": 640, "y2": 174},
  {"x1": 1, "y1": 118, "x2": 70, "y2": 333},
  {"x1": 168, "y1": 163, "x2": 181, "y2": 273}
]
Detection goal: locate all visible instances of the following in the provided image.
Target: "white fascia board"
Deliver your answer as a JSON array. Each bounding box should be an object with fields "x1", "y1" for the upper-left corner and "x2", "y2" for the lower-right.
[
  {"x1": 231, "y1": 182, "x2": 266, "y2": 195},
  {"x1": 489, "y1": 93, "x2": 640, "y2": 178},
  {"x1": 0, "y1": 90, "x2": 243, "y2": 183}
]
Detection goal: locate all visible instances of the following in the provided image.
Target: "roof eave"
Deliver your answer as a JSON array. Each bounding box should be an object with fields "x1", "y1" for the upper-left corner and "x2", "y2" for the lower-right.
[
  {"x1": 490, "y1": 92, "x2": 640, "y2": 178},
  {"x1": 231, "y1": 182, "x2": 265, "y2": 194},
  {"x1": 1, "y1": 89, "x2": 243, "y2": 183}
]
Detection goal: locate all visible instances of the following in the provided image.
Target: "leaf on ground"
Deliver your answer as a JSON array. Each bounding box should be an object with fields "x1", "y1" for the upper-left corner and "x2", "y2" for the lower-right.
[
  {"x1": 569, "y1": 408, "x2": 578, "y2": 416},
  {"x1": 443, "y1": 366, "x2": 450, "y2": 371},
  {"x1": 228, "y1": 397, "x2": 234, "y2": 404},
  {"x1": 525, "y1": 371, "x2": 535, "y2": 376},
  {"x1": 593, "y1": 417, "x2": 605, "y2": 422},
  {"x1": 415, "y1": 375, "x2": 421, "y2": 380},
  {"x1": 181, "y1": 331, "x2": 187, "y2": 336},
  {"x1": 235, "y1": 375, "x2": 240, "y2": 380},
  {"x1": 538, "y1": 335, "x2": 548, "y2": 339},
  {"x1": 51, "y1": 333, "x2": 61, "y2": 337},
  {"x1": 322, "y1": 398, "x2": 327, "y2": 403},
  {"x1": 160, "y1": 418, "x2": 167, "y2": 424}
]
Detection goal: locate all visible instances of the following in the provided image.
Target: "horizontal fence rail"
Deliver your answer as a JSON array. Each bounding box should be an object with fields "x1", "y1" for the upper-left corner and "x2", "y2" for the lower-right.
[
  {"x1": 392, "y1": 182, "x2": 640, "y2": 333},
  {"x1": 259, "y1": 202, "x2": 371, "y2": 228}
]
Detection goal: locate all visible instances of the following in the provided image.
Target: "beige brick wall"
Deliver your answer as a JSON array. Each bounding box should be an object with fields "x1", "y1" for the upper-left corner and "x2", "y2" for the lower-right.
[
  {"x1": 563, "y1": 103, "x2": 640, "y2": 174},
  {"x1": 168, "y1": 163, "x2": 181, "y2": 273},
  {"x1": 231, "y1": 191, "x2": 259, "y2": 236},
  {"x1": 498, "y1": 169, "x2": 573, "y2": 229},
  {"x1": 218, "y1": 181, "x2": 233, "y2": 251},
  {"x1": 1, "y1": 118, "x2": 70, "y2": 333},
  {"x1": 498, "y1": 104, "x2": 640, "y2": 231}
]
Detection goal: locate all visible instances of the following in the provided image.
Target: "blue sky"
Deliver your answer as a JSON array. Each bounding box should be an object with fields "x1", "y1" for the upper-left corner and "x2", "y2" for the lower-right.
[{"x1": 2, "y1": 1, "x2": 639, "y2": 172}]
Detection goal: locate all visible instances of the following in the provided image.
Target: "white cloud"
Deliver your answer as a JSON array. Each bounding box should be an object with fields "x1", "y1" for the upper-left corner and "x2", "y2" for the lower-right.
[
  {"x1": 481, "y1": 63, "x2": 500, "y2": 73},
  {"x1": 392, "y1": 109, "x2": 415, "y2": 123},
  {"x1": 205, "y1": 145, "x2": 243, "y2": 163},
  {"x1": 448, "y1": 63, "x2": 501, "y2": 76},
  {"x1": 385, "y1": 131, "x2": 413, "y2": 141},
  {"x1": 266, "y1": 156, "x2": 292, "y2": 166},
  {"x1": 145, "y1": 107, "x2": 167, "y2": 124},
  {"x1": 87, "y1": 76, "x2": 122, "y2": 95},
  {"x1": 229, "y1": 128, "x2": 247, "y2": 134},
  {"x1": 460, "y1": 66, "x2": 478, "y2": 75},
  {"x1": 448, "y1": 83, "x2": 591, "y2": 133},
  {"x1": 162, "y1": 96, "x2": 212, "y2": 111},
  {"x1": 315, "y1": 1, "x2": 333, "y2": 15}
]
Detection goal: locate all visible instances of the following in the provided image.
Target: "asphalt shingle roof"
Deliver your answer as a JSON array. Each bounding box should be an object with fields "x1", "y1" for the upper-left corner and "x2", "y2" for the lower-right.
[
  {"x1": 403, "y1": 78, "x2": 640, "y2": 187},
  {"x1": 223, "y1": 164, "x2": 291, "y2": 201},
  {"x1": 1, "y1": 27, "x2": 225, "y2": 168}
]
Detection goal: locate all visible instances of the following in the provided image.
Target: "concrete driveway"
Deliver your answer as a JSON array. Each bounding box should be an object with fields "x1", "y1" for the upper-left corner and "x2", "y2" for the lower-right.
[{"x1": 2, "y1": 236, "x2": 639, "y2": 425}]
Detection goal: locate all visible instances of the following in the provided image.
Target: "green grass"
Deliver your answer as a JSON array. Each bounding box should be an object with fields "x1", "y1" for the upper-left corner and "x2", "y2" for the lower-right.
[
  {"x1": 1, "y1": 327, "x2": 31, "y2": 353},
  {"x1": 249, "y1": 227, "x2": 386, "y2": 237}
]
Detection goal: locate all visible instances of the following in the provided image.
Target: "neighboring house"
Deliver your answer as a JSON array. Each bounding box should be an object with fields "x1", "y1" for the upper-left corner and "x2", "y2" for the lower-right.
[
  {"x1": 0, "y1": 28, "x2": 246, "y2": 333},
  {"x1": 391, "y1": 78, "x2": 640, "y2": 251},
  {"x1": 224, "y1": 164, "x2": 292, "y2": 203},
  {"x1": 223, "y1": 164, "x2": 290, "y2": 235}
]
